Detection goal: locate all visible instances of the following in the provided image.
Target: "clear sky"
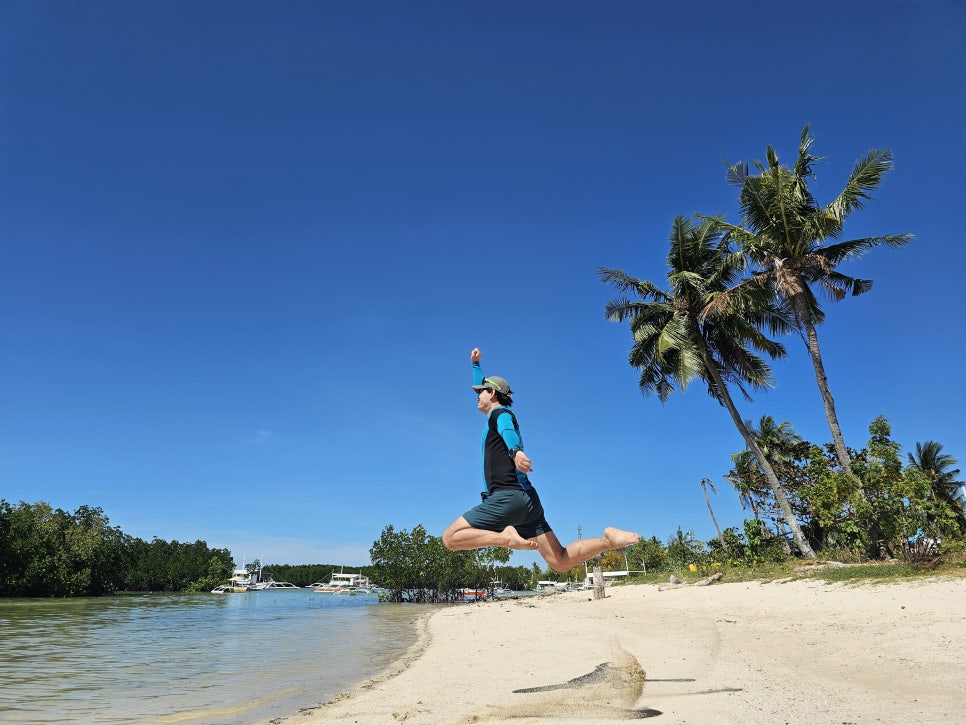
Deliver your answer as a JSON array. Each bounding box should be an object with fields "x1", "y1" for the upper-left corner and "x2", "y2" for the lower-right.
[{"x1": 2, "y1": 1, "x2": 964, "y2": 568}]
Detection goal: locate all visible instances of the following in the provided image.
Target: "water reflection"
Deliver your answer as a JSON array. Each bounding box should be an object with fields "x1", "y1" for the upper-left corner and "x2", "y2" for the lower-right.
[{"x1": 0, "y1": 591, "x2": 423, "y2": 724}]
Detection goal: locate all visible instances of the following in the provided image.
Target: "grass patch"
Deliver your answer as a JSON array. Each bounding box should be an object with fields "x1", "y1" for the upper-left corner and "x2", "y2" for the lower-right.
[
  {"x1": 808, "y1": 563, "x2": 920, "y2": 583},
  {"x1": 620, "y1": 560, "x2": 966, "y2": 588},
  {"x1": 711, "y1": 562, "x2": 798, "y2": 583},
  {"x1": 624, "y1": 561, "x2": 798, "y2": 586},
  {"x1": 810, "y1": 561, "x2": 966, "y2": 584}
]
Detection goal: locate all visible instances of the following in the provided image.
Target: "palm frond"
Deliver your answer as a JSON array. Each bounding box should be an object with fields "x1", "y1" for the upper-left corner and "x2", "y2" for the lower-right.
[
  {"x1": 598, "y1": 267, "x2": 666, "y2": 300},
  {"x1": 726, "y1": 161, "x2": 749, "y2": 187},
  {"x1": 656, "y1": 314, "x2": 692, "y2": 355},
  {"x1": 670, "y1": 269, "x2": 710, "y2": 295},
  {"x1": 675, "y1": 345, "x2": 706, "y2": 394},
  {"x1": 825, "y1": 149, "x2": 893, "y2": 222},
  {"x1": 733, "y1": 286, "x2": 798, "y2": 338},
  {"x1": 817, "y1": 271, "x2": 871, "y2": 300},
  {"x1": 697, "y1": 214, "x2": 758, "y2": 247},
  {"x1": 792, "y1": 124, "x2": 820, "y2": 181},
  {"x1": 699, "y1": 273, "x2": 772, "y2": 323},
  {"x1": 818, "y1": 234, "x2": 913, "y2": 265},
  {"x1": 602, "y1": 213, "x2": 787, "y2": 410},
  {"x1": 604, "y1": 296, "x2": 646, "y2": 323},
  {"x1": 738, "y1": 321, "x2": 788, "y2": 360},
  {"x1": 790, "y1": 126, "x2": 821, "y2": 211}
]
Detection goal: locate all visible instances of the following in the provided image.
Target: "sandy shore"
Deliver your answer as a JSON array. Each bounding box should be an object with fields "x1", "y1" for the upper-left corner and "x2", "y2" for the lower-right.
[{"x1": 274, "y1": 576, "x2": 966, "y2": 724}]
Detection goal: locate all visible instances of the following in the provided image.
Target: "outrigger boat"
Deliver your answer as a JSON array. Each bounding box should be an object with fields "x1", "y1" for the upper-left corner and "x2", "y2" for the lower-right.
[
  {"x1": 490, "y1": 580, "x2": 512, "y2": 595},
  {"x1": 314, "y1": 572, "x2": 373, "y2": 594},
  {"x1": 212, "y1": 560, "x2": 300, "y2": 592},
  {"x1": 251, "y1": 578, "x2": 299, "y2": 590},
  {"x1": 211, "y1": 568, "x2": 254, "y2": 593}
]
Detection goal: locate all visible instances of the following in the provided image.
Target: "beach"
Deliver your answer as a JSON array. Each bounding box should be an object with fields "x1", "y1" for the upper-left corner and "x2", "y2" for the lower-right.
[{"x1": 274, "y1": 576, "x2": 966, "y2": 724}]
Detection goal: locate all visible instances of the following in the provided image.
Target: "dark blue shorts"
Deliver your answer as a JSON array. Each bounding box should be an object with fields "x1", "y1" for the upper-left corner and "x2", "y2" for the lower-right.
[{"x1": 463, "y1": 487, "x2": 552, "y2": 540}]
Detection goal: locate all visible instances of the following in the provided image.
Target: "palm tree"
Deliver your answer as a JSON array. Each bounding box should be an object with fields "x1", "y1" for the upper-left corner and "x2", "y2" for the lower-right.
[
  {"x1": 728, "y1": 454, "x2": 763, "y2": 519},
  {"x1": 732, "y1": 415, "x2": 806, "y2": 478},
  {"x1": 730, "y1": 415, "x2": 807, "y2": 519},
  {"x1": 600, "y1": 215, "x2": 816, "y2": 558},
  {"x1": 907, "y1": 441, "x2": 966, "y2": 533},
  {"x1": 705, "y1": 126, "x2": 912, "y2": 477},
  {"x1": 700, "y1": 478, "x2": 726, "y2": 549}
]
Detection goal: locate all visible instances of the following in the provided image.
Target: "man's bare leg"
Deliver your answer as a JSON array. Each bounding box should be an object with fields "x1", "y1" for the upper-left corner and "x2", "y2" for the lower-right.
[
  {"x1": 534, "y1": 527, "x2": 640, "y2": 573},
  {"x1": 442, "y1": 517, "x2": 540, "y2": 551}
]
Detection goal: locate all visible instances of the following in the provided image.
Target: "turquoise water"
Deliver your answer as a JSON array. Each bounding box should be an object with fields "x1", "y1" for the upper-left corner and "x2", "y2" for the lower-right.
[{"x1": 0, "y1": 590, "x2": 424, "y2": 724}]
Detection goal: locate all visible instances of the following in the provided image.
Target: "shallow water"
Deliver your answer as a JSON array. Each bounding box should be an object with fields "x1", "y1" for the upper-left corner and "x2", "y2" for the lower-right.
[{"x1": 0, "y1": 590, "x2": 424, "y2": 724}]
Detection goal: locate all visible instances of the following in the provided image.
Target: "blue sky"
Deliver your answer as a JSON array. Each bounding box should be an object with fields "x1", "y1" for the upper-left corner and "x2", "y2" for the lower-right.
[{"x1": 2, "y1": 1, "x2": 964, "y2": 568}]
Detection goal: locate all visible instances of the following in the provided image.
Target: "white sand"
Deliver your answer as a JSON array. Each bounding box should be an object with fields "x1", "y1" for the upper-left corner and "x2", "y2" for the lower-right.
[{"x1": 275, "y1": 577, "x2": 966, "y2": 724}]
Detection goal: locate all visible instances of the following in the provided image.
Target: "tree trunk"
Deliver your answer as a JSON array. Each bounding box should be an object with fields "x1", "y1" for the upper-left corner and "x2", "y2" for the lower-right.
[
  {"x1": 703, "y1": 351, "x2": 817, "y2": 559},
  {"x1": 801, "y1": 310, "x2": 854, "y2": 477},
  {"x1": 702, "y1": 479, "x2": 726, "y2": 549}
]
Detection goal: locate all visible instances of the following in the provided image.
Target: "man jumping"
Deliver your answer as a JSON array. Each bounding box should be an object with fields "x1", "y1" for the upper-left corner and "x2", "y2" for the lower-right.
[{"x1": 442, "y1": 348, "x2": 640, "y2": 572}]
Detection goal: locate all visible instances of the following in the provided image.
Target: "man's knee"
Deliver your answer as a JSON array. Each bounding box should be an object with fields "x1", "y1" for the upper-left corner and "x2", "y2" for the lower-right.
[{"x1": 541, "y1": 550, "x2": 573, "y2": 573}]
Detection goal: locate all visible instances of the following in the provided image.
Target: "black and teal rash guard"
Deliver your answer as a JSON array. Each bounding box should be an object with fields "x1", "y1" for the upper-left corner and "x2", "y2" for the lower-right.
[{"x1": 472, "y1": 361, "x2": 534, "y2": 494}]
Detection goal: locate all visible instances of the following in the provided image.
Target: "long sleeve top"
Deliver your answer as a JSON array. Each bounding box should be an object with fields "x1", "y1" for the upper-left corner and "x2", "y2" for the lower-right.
[{"x1": 472, "y1": 361, "x2": 532, "y2": 493}]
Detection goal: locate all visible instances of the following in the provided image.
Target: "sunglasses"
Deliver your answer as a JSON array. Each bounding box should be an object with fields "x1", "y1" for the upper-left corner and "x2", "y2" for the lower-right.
[{"x1": 477, "y1": 387, "x2": 493, "y2": 396}]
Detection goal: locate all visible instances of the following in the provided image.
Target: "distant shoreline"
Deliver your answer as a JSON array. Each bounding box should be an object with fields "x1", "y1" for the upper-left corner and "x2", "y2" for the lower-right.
[{"x1": 268, "y1": 577, "x2": 966, "y2": 724}]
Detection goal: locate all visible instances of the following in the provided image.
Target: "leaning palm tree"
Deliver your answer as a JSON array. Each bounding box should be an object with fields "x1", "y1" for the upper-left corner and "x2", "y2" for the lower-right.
[
  {"x1": 705, "y1": 126, "x2": 913, "y2": 477},
  {"x1": 700, "y1": 478, "x2": 726, "y2": 550},
  {"x1": 600, "y1": 215, "x2": 816, "y2": 558},
  {"x1": 907, "y1": 441, "x2": 966, "y2": 533}
]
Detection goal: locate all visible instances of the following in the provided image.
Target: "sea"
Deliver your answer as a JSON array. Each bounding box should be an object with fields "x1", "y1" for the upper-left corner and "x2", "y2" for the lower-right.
[{"x1": 0, "y1": 588, "x2": 426, "y2": 724}]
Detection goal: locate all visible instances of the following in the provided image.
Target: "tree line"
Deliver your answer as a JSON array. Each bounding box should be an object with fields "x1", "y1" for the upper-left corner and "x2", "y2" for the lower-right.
[
  {"x1": 0, "y1": 500, "x2": 235, "y2": 596},
  {"x1": 723, "y1": 416, "x2": 964, "y2": 560},
  {"x1": 0, "y1": 501, "x2": 543, "y2": 600},
  {"x1": 369, "y1": 524, "x2": 536, "y2": 602}
]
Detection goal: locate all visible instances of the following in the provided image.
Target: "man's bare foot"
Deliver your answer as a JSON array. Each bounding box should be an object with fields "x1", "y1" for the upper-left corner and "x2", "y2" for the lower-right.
[
  {"x1": 503, "y1": 525, "x2": 539, "y2": 550},
  {"x1": 604, "y1": 527, "x2": 640, "y2": 549}
]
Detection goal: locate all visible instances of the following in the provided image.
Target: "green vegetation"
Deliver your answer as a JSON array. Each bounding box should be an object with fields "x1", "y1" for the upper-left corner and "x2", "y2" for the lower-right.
[
  {"x1": 0, "y1": 500, "x2": 234, "y2": 596},
  {"x1": 0, "y1": 502, "x2": 541, "y2": 599},
  {"x1": 369, "y1": 524, "x2": 534, "y2": 602},
  {"x1": 617, "y1": 560, "x2": 966, "y2": 587},
  {"x1": 255, "y1": 563, "x2": 362, "y2": 587},
  {"x1": 720, "y1": 416, "x2": 964, "y2": 561}
]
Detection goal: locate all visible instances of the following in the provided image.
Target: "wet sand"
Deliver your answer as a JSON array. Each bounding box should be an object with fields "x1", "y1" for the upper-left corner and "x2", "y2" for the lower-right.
[{"x1": 272, "y1": 577, "x2": 966, "y2": 724}]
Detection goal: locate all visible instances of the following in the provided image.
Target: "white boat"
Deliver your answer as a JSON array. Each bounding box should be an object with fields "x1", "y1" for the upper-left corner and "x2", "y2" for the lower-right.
[
  {"x1": 535, "y1": 580, "x2": 569, "y2": 593},
  {"x1": 314, "y1": 572, "x2": 373, "y2": 594},
  {"x1": 211, "y1": 568, "x2": 254, "y2": 593},
  {"x1": 214, "y1": 562, "x2": 294, "y2": 592},
  {"x1": 490, "y1": 580, "x2": 512, "y2": 595},
  {"x1": 251, "y1": 578, "x2": 300, "y2": 590},
  {"x1": 211, "y1": 583, "x2": 248, "y2": 593}
]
